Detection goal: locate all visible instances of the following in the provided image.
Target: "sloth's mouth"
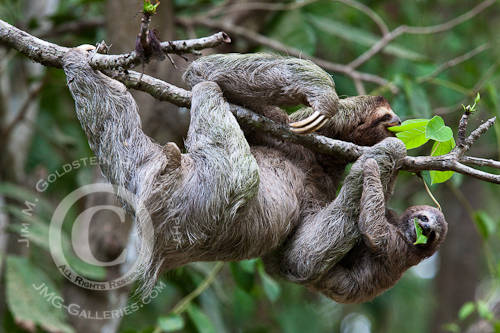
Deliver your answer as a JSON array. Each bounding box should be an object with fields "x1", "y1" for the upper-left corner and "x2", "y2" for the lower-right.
[{"x1": 414, "y1": 222, "x2": 436, "y2": 246}]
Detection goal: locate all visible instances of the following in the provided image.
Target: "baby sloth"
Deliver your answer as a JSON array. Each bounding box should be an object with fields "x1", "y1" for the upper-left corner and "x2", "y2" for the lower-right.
[
  {"x1": 262, "y1": 138, "x2": 448, "y2": 303},
  {"x1": 63, "y1": 48, "x2": 447, "y2": 303},
  {"x1": 305, "y1": 157, "x2": 447, "y2": 303}
]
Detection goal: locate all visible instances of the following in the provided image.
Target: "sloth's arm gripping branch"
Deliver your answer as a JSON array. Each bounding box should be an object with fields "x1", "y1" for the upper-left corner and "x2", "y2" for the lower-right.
[
  {"x1": 62, "y1": 49, "x2": 172, "y2": 193},
  {"x1": 183, "y1": 53, "x2": 339, "y2": 133},
  {"x1": 358, "y1": 159, "x2": 395, "y2": 252}
]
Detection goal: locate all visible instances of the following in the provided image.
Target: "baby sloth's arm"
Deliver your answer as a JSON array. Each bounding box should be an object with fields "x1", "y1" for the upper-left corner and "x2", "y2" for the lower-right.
[
  {"x1": 183, "y1": 53, "x2": 339, "y2": 133},
  {"x1": 358, "y1": 158, "x2": 397, "y2": 252},
  {"x1": 310, "y1": 158, "x2": 447, "y2": 304}
]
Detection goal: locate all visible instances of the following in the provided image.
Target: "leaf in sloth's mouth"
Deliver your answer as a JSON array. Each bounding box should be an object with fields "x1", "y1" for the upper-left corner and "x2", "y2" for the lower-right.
[{"x1": 413, "y1": 218, "x2": 429, "y2": 245}]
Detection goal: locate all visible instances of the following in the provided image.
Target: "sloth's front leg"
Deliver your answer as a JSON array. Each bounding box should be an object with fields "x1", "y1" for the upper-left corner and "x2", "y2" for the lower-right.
[{"x1": 183, "y1": 53, "x2": 339, "y2": 134}]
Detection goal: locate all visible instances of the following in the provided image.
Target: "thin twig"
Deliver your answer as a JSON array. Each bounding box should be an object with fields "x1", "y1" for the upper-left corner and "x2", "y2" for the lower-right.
[
  {"x1": 176, "y1": 16, "x2": 394, "y2": 89},
  {"x1": 461, "y1": 117, "x2": 497, "y2": 154},
  {"x1": 171, "y1": 262, "x2": 224, "y2": 315},
  {"x1": 335, "y1": 0, "x2": 389, "y2": 36},
  {"x1": 205, "y1": 0, "x2": 389, "y2": 36},
  {"x1": 418, "y1": 44, "x2": 490, "y2": 83},
  {"x1": 404, "y1": 0, "x2": 496, "y2": 35},
  {"x1": 2, "y1": 79, "x2": 45, "y2": 139},
  {"x1": 457, "y1": 111, "x2": 471, "y2": 147},
  {"x1": 419, "y1": 175, "x2": 442, "y2": 211},
  {"x1": 353, "y1": 78, "x2": 367, "y2": 95},
  {"x1": 151, "y1": 262, "x2": 225, "y2": 333},
  {"x1": 348, "y1": 0, "x2": 495, "y2": 69},
  {"x1": 461, "y1": 156, "x2": 500, "y2": 169},
  {"x1": 90, "y1": 31, "x2": 231, "y2": 70}
]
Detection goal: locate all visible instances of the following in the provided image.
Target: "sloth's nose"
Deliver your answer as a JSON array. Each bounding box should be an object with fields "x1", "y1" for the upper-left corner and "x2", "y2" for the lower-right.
[
  {"x1": 387, "y1": 115, "x2": 401, "y2": 127},
  {"x1": 420, "y1": 223, "x2": 432, "y2": 236}
]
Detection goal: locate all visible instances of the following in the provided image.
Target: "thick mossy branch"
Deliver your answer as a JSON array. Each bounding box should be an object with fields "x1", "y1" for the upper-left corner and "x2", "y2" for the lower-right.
[{"x1": 0, "y1": 18, "x2": 499, "y2": 183}]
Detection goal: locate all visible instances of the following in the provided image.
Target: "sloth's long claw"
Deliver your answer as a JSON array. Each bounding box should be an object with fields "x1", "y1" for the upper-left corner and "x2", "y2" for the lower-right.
[
  {"x1": 289, "y1": 111, "x2": 321, "y2": 128},
  {"x1": 290, "y1": 115, "x2": 327, "y2": 134},
  {"x1": 309, "y1": 117, "x2": 328, "y2": 133}
]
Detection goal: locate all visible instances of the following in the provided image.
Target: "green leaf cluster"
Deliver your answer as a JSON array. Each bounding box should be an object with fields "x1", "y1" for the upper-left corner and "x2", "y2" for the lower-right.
[
  {"x1": 389, "y1": 116, "x2": 456, "y2": 184},
  {"x1": 143, "y1": 0, "x2": 160, "y2": 15}
]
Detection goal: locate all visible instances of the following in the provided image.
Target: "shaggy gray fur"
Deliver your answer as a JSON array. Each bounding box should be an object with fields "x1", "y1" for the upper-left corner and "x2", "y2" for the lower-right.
[
  {"x1": 63, "y1": 50, "x2": 447, "y2": 303},
  {"x1": 184, "y1": 53, "x2": 339, "y2": 117},
  {"x1": 185, "y1": 53, "x2": 399, "y2": 146}
]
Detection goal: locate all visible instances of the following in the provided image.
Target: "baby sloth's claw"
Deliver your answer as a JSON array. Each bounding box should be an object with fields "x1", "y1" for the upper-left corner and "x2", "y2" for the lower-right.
[{"x1": 289, "y1": 111, "x2": 328, "y2": 134}]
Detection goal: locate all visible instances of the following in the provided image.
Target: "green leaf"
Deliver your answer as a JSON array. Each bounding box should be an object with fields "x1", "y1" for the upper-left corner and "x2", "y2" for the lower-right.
[
  {"x1": 143, "y1": 0, "x2": 160, "y2": 15},
  {"x1": 463, "y1": 92, "x2": 481, "y2": 113},
  {"x1": 413, "y1": 218, "x2": 428, "y2": 245},
  {"x1": 229, "y1": 262, "x2": 254, "y2": 292},
  {"x1": 233, "y1": 287, "x2": 256, "y2": 321},
  {"x1": 186, "y1": 304, "x2": 216, "y2": 333},
  {"x1": 474, "y1": 211, "x2": 497, "y2": 239},
  {"x1": 458, "y1": 302, "x2": 475, "y2": 320},
  {"x1": 239, "y1": 258, "x2": 257, "y2": 273},
  {"x1": 477, "y1": 301, "x2": 494, "y2": 320},
  {"x1": 158, "y1": 314, "x2": 184, "y2": 332},
  {"x1": 430, "y1": 138, "x2": 456, "y2": 184},
  {"x1": 396, "y1": 127, "x2": 429, "y2": 150},
  {"x1": 430, "y1": 138, "x2": 456, "y2": 156},
  {"x1": 6, "y1": 256, "x2": 74, "y2": 333},
  {"x1": 257, "y1": 263, "x2": 281, "y2": 302},
  {"x1": 388, "y1": 119, "x2": 430, "y2": 132},
  {"x1": 474, "y1": 92, "x2": 481, "y2": 106},
  {"x1": 426, "y1": 116, "x2": 453, "y2": 142}
]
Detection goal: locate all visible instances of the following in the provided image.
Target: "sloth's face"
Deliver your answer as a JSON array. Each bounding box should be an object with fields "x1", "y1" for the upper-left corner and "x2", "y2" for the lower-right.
[
  {"x1": 401, "y1": 206, "x2": 448, "y2": 255},
  {"x1": 349, "y1": 102, "x2": 401, "y2": 146}
]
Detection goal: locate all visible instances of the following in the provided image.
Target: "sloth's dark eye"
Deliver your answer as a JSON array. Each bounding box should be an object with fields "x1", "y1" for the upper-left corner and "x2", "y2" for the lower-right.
[
  {"x1": 379, "y1": 114, "x2": 392, "y2": 122},
  {"x1": 418, "y1": 215, "x2": 428, "y2": 222}
]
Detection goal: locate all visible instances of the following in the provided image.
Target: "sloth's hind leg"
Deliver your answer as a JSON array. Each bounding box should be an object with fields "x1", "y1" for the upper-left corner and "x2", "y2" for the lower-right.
[{"x1": 183, "y1": 82, "x2": 260, "y2": 222}]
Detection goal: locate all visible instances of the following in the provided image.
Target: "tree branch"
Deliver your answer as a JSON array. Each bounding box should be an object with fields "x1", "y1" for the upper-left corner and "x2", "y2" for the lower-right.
[
  {"x1": 0, "y1": 19, "x2": 230, "y2": 70},
  {"x1": 115, "y1": 69, "x2": 500, "y2": 183},
  {"x1": 0, "y1": 18, "x2": 499, "y2": 184},
  {"x1": 176, "y1": 16, "x2": 396, "y2": 90},
  {"x1": 348, "y1": 0, "x2": 494, "y2": 69},
  {"x1": 418, "y1": 43, "x2": 490, "y2": 83},
  {"x1": 202, "y1": 0, "x2": 389, "y2": 36}
]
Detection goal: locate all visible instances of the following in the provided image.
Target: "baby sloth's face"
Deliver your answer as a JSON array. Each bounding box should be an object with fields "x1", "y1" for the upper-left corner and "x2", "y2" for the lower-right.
[{"x1": 401, "y1": 205, "x2": 448, "y2": 258}]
